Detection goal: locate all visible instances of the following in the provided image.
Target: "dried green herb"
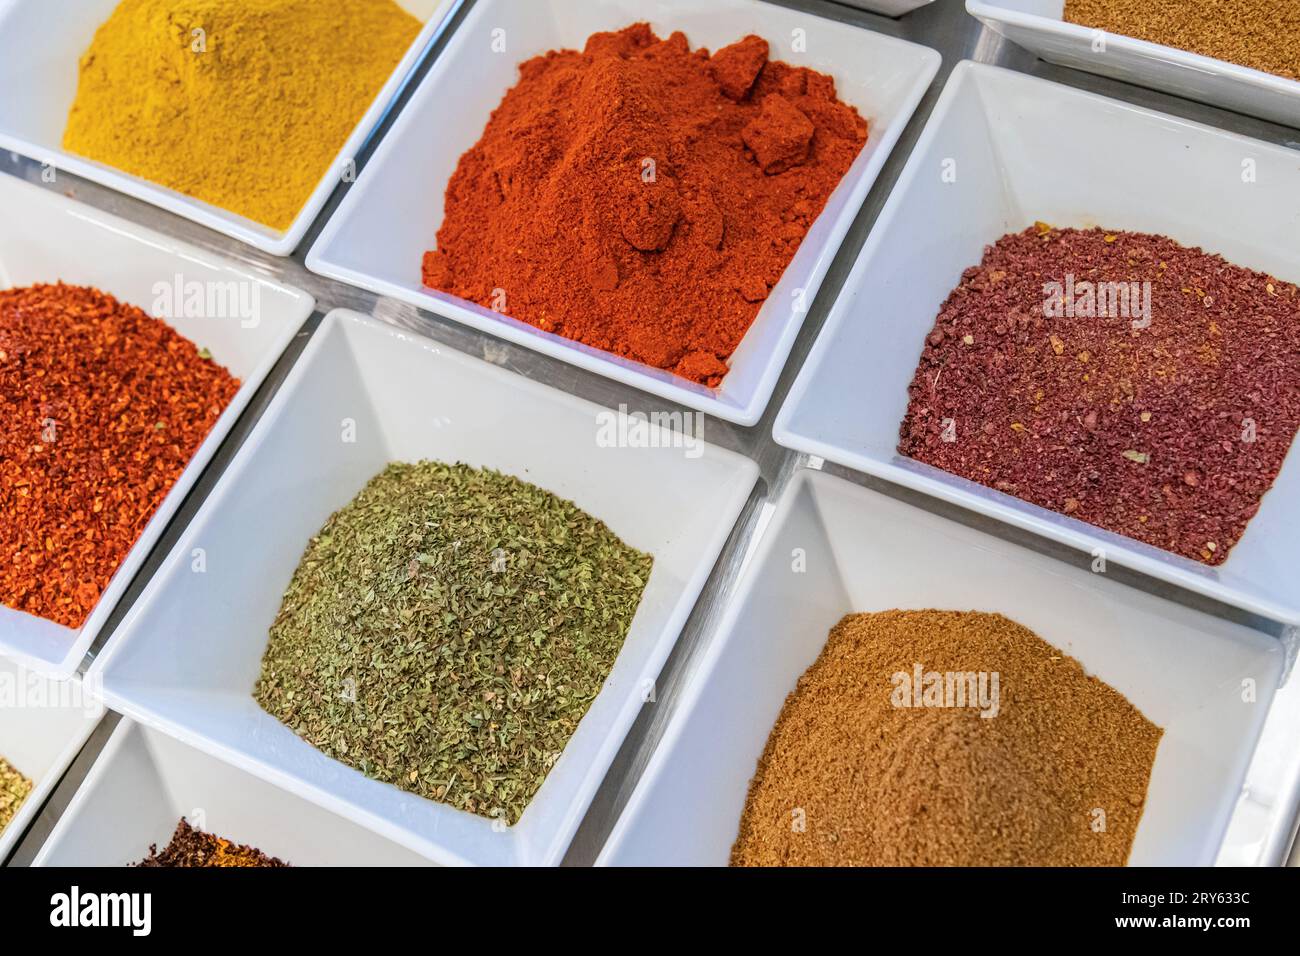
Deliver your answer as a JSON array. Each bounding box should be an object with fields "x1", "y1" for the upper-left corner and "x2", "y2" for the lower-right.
[
  {"x1": 0, "y1": 753, "x2": 33, "y2": 834},
  {"x1": 254, "y1": 461, "x2": 653, "y2": 825}
]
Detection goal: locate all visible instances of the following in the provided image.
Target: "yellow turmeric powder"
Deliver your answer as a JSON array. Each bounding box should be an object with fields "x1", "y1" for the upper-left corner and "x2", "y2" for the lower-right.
[{"x1": 63, "y1": 0, "x2": 422, "y2": 231}]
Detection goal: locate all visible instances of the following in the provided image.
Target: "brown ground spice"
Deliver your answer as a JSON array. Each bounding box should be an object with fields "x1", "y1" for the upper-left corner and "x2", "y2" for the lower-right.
[
  {"x1": 731, "y1": 611, "x2": 1162, "y2": 867},
  {"x1": 136, "y1": 818, "x2": 288, "y2": 867},
  {"x1": 423, "y1": 24, "x2": 867, "y2": 386},
  {"x1": 1064, "y1": 1, "x2": 1300, "y2": 82},
  {"x1": 899, "y1": 226, "x2": 1300, "y2": 565},
  {"x1": 0, "y1": 283, "x2": 239, "y2": 628}
]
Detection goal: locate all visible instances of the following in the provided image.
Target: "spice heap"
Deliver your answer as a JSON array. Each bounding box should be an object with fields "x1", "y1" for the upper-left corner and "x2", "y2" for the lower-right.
[
  {"x1": 1064, "y1": 1, "x2": 1300, "y2": 81},
  {"x1": 64, "y1": 0, "x2": 421, "y2": 230},
  {"x1": 255, "y1": 461, "x2": 652, "y2": 825},
  {"x1": 732, "y1": 611, "x2": 1162, "y2": 866},
  {"x1": 0, "y1": 283, "x2": 239, "y2": 628},
  {"x1": 423, "y1": 24, "x2": 868, "y2": 386},
  {"x1": 0, "y1": 754, "x2": 33, "y2": 835},
  {"x1": 137, "y1": 819, "x2": 288, "y2": 867},
  {"x1": 898, "y1": 225, "x2": 1300, "y2": 565}
]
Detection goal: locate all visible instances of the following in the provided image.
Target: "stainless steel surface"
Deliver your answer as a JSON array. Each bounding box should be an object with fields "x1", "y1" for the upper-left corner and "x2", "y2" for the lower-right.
[{"x1": 5, "y1": 0, "x2": 1299, "y2": 867}]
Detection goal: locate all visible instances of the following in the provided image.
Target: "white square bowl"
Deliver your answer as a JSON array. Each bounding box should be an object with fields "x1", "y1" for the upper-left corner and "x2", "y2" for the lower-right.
[
  {"x1": 0, "y1": 0, "x2": 463, "y2": 256},
  {"x1": 0, "y1": 656, "x2": 102, "y2": 862},
  {"x1": 306, "y1": 0, "x2": 941, "y2": 425},
  {"x1": 0, "y1": 175, "x2": 315, "y2": 677},
  {"x1": 33, "y1": 719, "x2": 434, "y2": 866},
  {"x1": 598, "y1": 469, "x2": 1286, "y2": 867},
  {"x1": 966, "y1": 0, "x2": 1300, "y2": 129},
  {"x1": 774, "y1": 61, "x2": 1300, "y2": 624},
  {"x1": 837, "y1": 0, "x2": 936, "y2": 16},
  {"x1": 88, "y1": 308, "x2": 760, "y2": 866}
]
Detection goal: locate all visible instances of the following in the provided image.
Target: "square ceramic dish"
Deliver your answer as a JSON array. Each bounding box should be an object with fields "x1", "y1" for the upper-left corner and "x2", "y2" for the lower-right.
[
  {"x1": 966, "y1": 0, "x2": 1300, "y2": 129},
  {"x1": 597, "y1": 469, "x2": 1287, "y2": 866},
  {"x1": 0, "y1": 175, "x2": 315, "y2": 677},
  {"x1": 306, "y1": 0, "x2": 941, "y2": 425},
  {"x1": 0, "y1": 657, "x2": 102, "y2": 862},
  {"x1": 89, "y1": 309, "x2": 760, "y2": 866},
  {"x1": 773, "y1": 61, "x2": 1300, "y2": 624},
  {"x1": 0, "y1": 0, "x2": 463, "y2": 256},
  {"x1": 839, "y1": 0, "x2": 936, "y2": 17},
  {"x1": 33, "y1": 720, "x2": 434, "y2": 866}
]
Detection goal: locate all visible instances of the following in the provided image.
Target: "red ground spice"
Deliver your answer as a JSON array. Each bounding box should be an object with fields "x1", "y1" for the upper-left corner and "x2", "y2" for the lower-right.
[
  {"x1": 899, "y1": 225, "x2": 1300, "y2": 565},
  {"x1": 0, "y1": 283, "x2": 239, "y2": 629},
  {"x1": 422, "y1": 24, "x2": 868, "y2": 386}
]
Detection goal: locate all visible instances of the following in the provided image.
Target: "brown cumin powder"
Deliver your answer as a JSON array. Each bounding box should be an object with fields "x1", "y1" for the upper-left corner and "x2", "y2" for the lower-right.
[
  {"x1": 731, "y1": 611, "x2": 1162, "y2": 867},
  {"x1": 1063, "y1": 1, "x2": 1300, "y2": 82}
]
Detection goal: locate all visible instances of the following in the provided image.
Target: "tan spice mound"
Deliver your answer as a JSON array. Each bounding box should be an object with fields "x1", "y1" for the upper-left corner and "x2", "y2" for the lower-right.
[
  {"x1": 731, "y1": 610, "x2": 1162, "y2": 867},
  {"x1": 1064, "y1": 0, "x2": 1300, "y2": 81}
]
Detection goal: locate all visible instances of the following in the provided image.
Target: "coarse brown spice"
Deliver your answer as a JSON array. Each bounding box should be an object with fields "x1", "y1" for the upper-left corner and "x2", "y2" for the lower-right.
[
  {"x1": 731, "y1": 611, "x2": 1162, "y2": 867},
  {"x1": 423, "y1": 24, "x2": 867, "y2": 386},
  {"x1": 1064, "y1": 1, "x2": 1300, "y2": 82},
  {"x1": 0, "y1": 283, "x2": 239, "y2": 628},
  {"x1": 136, "y1": 818, "x2": 288, "y2": 867},
  {"x1": 898, "y1": 226, "x2": 1300, "y2": 565},
  {"x1": 0, "y1": 754, "x2": 32, "y2": 834}
]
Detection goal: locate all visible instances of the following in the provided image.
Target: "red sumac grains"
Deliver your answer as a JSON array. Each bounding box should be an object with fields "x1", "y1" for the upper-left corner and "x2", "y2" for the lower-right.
[
  {"x1": 0, "y1": 283, "x2": 239, "y2": 628},
  {"x1": 899, "y1": 225, "x2": 1300, "y2": 565}
]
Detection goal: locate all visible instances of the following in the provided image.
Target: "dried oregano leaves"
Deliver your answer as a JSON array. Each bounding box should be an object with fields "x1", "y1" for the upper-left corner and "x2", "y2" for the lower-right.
[
  {"x1": 254, "y1": 461, "x2": 653, "y2": 825},
  {"x1": 0, "y1": 753, "x2": 33, "y2": 834}
]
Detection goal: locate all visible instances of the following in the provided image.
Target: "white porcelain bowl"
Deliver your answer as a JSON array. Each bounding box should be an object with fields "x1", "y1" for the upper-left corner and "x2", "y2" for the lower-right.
[
  {"x1": 307, "y1": 0, "x2": 941, "y2": 424},
  {"x1": 33, "y1": 719, "x2": 434, "y2": 866},
  {"x1": 0, "y1": 0, "x2": 463, "y2": 255},
  {"x1": 598, "y1": 469, "x2": 1285, "y2": 866},
  {"x1": 0, "y1": 656, "x2": 102, "y2": 862},
  {"x1": 90, "y1": 309, "x2": 759, "y2": 866},
  {"x1": 839, "y1": 0, "x2": 936, "y2": 17},
  {"x1": 967, "y1": 0, "x2": 1300, "y2": 129},
  {"x1": 0, "y1": 175, "x2": 315, "y2": 677},
  {"x1": 774, "y1": 61, "x2": 1300, "y2": 624}
]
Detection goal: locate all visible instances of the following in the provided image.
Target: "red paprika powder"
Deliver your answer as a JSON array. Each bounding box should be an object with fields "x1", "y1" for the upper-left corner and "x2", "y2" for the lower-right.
[
  {"x1": 422, "y1": 24, "x2": 868, "y2": 386},
  {"x1": 0, "y1": 283, "x2": 239, "y2": 629}
]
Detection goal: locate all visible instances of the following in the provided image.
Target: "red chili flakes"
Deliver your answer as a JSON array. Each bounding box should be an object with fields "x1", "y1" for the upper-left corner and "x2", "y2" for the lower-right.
[
  {"x1": 0, "y1": 283, "x2": 239, "y2": 628},
  {"x1": 898, "y1": 226, "x2": 1300, "y2": 565}
]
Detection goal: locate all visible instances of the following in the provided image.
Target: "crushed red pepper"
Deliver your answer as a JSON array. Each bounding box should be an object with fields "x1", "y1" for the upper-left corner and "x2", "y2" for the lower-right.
[
  {"x1": 0, "y1": 283, "x2": 239, "y2": 628},
  {"x1": 899, "y1": 225, "x2": 1300, "y2": 565}
]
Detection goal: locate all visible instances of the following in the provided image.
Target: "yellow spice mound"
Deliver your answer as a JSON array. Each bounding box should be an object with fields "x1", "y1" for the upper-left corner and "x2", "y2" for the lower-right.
[{"x1": 63, "y1": 0, "x2": 421, "y2": 231}]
